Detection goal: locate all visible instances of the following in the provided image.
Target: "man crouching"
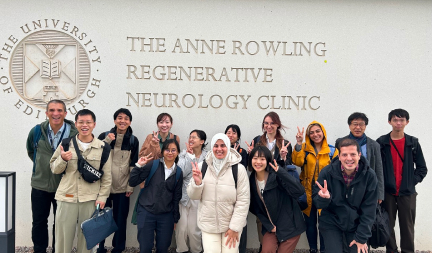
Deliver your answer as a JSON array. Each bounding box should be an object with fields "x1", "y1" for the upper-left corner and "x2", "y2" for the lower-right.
[{"x1": 313, "y1": 138, "x2": 377, "y2": 253}]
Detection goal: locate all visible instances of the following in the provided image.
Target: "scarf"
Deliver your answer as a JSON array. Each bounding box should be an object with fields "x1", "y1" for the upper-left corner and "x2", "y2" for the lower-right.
[
  {"x1": 348, "y1": 132, "x2": 367, "y2": 147},
  {"x1": 210, "y1": 133, "x2": 231, "y2": 176}
]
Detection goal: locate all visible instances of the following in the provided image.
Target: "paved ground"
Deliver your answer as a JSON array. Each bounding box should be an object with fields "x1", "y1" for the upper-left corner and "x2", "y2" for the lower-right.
[{"x1": 14, "y1": 247, "x2": 432, "y2": 253}]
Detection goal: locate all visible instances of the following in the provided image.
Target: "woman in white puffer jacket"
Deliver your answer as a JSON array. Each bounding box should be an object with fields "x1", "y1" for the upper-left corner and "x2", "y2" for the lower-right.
[{"x1": 187, "y1": 133, "x2": 250, "y2": 253}]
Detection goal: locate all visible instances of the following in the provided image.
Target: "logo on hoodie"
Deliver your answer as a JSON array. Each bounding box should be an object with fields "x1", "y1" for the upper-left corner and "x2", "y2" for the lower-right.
[{"x1": 0, "y1": 19, "x2": 102, "y2": 118}]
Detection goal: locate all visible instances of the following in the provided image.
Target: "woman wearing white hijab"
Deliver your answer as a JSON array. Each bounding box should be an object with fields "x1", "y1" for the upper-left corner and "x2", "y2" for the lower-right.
[{"x1": 187, "y1": 133, "x2": 250, "y2": 253}]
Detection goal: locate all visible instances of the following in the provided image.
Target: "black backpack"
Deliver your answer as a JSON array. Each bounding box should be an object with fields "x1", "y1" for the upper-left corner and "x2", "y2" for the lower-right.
[
  {"x1": 369, "y1": 204, "x2": 391, "y2": 248},
  {"x1": 201, "y1": 161, "x2": 238, "y2": 189}
]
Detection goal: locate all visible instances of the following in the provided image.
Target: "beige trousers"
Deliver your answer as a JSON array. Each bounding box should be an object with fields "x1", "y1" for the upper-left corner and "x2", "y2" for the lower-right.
[
  {"x1": 175, "y1": 200, "x2": 202, "y2": 253},
  {"x1": 55, "y1": 200, "x2": 96, "y2": 253},
  {"x1": 201, "y1": 230, "x2": 243, "y2": 253}
]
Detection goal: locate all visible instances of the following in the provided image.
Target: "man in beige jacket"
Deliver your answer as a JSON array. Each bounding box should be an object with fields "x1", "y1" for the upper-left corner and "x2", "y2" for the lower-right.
[
  {"x1": 96, "y1": 108, "x2": 139, "y2": 253},
  {"x1": 50, "y1": 109, "x2": 112, "y2": 253}
]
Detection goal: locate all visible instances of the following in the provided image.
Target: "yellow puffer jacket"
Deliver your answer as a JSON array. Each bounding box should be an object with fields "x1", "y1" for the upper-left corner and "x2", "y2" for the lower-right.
[{"x1": 292, "y1": 121, "x2": 339, "y2": 217}]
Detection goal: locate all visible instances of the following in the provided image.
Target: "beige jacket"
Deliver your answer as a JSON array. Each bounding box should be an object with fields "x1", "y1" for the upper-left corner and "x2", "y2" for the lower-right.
[
  {"x1": 50, "y1": 136, "x2": 112, "y2": 203},
  {"x1": 103, "y1": 134, "x2": 134, "y2": 193},
  {"x1": 187, "y1": 148, "x2": 250, "y2": 233}
]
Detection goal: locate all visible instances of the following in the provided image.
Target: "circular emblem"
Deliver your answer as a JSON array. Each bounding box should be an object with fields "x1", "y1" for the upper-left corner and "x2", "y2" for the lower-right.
[{"x1": 9, "y1": 30, "x2": 91, "y2": 109}]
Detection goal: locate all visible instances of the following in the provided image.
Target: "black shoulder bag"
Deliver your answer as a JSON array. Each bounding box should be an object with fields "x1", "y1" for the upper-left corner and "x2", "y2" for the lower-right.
[{"x1": 72, "y1": 137, "x2": 104, "y2": 183}]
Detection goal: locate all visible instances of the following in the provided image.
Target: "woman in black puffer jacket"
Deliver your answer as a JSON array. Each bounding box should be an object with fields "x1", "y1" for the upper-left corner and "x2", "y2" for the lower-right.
[{"x1": 249, "y1": 146, "x2": 306, "y2": 253}]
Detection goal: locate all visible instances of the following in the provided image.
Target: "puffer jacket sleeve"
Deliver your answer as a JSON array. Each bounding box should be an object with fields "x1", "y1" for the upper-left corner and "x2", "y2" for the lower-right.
[
  {"x1": 187, "y1": 162, "x2": 205, "y2": 200},
  {"x1": 292, "y1": 143, "x2": 307, "y2": 167},
  {"x1": 228, "y1": 164, "x2": 250, "y2": 232},
  {"x1": 97, "y1": 151, "x2": 112, "y2": 203}
]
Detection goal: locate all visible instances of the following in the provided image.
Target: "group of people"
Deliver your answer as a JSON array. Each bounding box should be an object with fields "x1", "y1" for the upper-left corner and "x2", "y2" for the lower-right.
[{"x1": 26, "y1": 99, "x2": 427, "y2": 253}]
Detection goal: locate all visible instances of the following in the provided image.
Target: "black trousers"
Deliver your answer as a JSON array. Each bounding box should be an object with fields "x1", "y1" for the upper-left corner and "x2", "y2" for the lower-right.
[
  {"x1": 31, "y1": 188, "x2": 57, "y2": 253},
  {"x1": 320, "y1": 223, "x2": 359, "y2": 253},
  {"x1": 383, "y1": 192, "x2": 416, "y2": 253},
  {"x1": 239, "y1": 224, "x2": 247, "y2": 253}
]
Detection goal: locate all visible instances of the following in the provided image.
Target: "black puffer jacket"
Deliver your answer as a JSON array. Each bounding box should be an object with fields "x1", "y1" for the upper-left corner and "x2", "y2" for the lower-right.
[
  {"x1": 249, "y1": 167, "x2": 306, "y2": 242},
  {"x1": 313, "y1": 156, "x2": 377, "y2": 244},
  {"x1": 376, "y1": 133, "x2": 427, "y2": 196}
]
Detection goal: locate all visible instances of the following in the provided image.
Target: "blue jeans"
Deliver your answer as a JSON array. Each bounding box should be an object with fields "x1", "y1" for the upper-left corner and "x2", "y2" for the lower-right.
[
  {"x1": 97, "y1": 193, "x2": 130, "y2": 253},
  {"x1": 137, "y1": 205, "x2": 174, "y2": 253},
  {"x1": 304, "y1": 204, "x2": 325, "y2": 252}
]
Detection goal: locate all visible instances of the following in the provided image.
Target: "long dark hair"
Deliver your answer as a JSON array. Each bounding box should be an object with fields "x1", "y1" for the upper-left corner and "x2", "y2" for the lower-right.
[
  {"x1": 258, "y1": 111, "x2": 286, "y2": 150},
  {"x1": 161, "y1": 139, "x2": 180, "y2": 163}
]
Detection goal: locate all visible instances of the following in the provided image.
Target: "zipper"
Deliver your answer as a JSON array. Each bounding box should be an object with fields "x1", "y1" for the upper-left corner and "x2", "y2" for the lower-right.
[{"x1": 255, "y1": 177, "x2": 276, "y2": 230}]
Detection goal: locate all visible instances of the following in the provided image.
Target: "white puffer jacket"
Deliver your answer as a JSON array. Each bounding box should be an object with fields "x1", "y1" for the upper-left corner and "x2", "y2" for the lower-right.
[{"x1": 187, "y1": 148, "x2": 250, "y2": 233}]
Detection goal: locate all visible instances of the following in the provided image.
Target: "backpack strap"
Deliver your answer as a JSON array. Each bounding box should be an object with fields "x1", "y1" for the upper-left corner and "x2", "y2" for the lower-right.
[
  {"x1": 201, "y1": 161, "x2": 238, "y2": 189},
  {"x1": 144, "y1": 160, "x2": 160, "y2": 188},
  {"x1": 232, "y1": 164, "x2": 238, "y2": 189},
  {"x1": 201, "y1": 161, "x2": 208, "y2": 179},
  {"x1": 175, "y1": 166, "x2": 182, "y2": 187},
  {"x1": 61, "y1": 137, "x2": 71, "y2": 152},
  {"x1": 328, "y1": 144, "x2": 336, "y2": 160},
  {"x1": 32, "y1": 124, "x2": 42, "y2": 173},
  {"x1": 99, "y1": 142, "x2": 111, "y2": 170},
  {"x1": 130, "y1": 135, "x2": 135, "y2": 147},
  {"x1": 303, "y1": 151, "x2": 310, "y2": 166}
]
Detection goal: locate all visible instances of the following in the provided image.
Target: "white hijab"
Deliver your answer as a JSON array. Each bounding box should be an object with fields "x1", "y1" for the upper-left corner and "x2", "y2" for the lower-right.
[{"x1": 210, "y1": 133, "x2": 231, "y2": 176}]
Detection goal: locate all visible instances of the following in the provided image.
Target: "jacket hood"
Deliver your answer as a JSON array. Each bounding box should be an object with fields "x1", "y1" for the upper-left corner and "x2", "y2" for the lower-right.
[
  {"x1": 304, "y1": 121, "x2": 331, "y2": 155},
  {"x1": 205, "y1": 147, "x2": 242, "y2": 170}
]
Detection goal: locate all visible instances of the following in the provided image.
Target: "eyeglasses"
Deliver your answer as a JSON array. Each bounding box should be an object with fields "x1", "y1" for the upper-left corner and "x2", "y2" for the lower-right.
[
  {"x1": 350, "y1": 122, "x2": 366, "y2": 128},
  {"x1": 189, "y1": 136, "x2": 200, "y2": 140},
  {"x1": 164, "y1": 149, "x2": 178, "y2": 154},
  {"x1": 263, "y1": 122, "x2": 276, "y2": 126},
  {"x1": 76, "y1": 121, "x2": 94, "y2": 126}
]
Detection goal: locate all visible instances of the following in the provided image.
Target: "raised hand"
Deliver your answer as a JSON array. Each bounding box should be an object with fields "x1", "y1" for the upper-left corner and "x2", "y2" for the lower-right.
[
  {"x1": 349, "y1": 239, "x2": 368, "y2": 253},
  {"x1": 315, "y1": 180, "x2": 330, "y2": 199},
  {"x1": 296, "y1": 126, "x2": 305, "y2": 145},
  {"x1": 151, "y1": 131, "x2": 160, "y2": 144},
  {"x1": 245, "y1": 140, "x2": 254, "y2": 154},
  {"x1": 268, "y1": 159, "x2": 279, "y2": 172},
  {"x1": 60, "y1": 145, "x2": 72, "y2": 161},
  {"x1": 280, "y1": 140, "x2": 291, "y2": 161},
  {"x1": 233, "y1": 142, "x2": 239, "y2": 151},
  {"x1": 191, "y1": 162, "x2": 203, "y2": 185},
  {"x1": 186, "y1": 142, "x2": 193, "y2": 154},
  {"x1": 137, "y1": 153, "x2": 153, "y2": 166},
  {"x1": 107, "y1": 133, "x2": 115, "y2": 141}
]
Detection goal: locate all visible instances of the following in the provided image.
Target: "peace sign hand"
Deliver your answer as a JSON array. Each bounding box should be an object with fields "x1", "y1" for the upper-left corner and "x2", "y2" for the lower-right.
[
  {"x1": 296, "y1": 126, "x2": 305, "y2": 145},
  {"x1": 245, "y1": 140, "x2": 254, "y2": 154},
  {"x1": 315, "y1": 180, "x2": 331, "y2": 199},
  {"x1": 268, "y1": 159, "x2": 279, "y2": 172},
  {"x1": 151, "y1": 131, "x2": 160, "y2": 144},
  {"x1": 138, "y1": 153, "x2": 153, "y2": 166},
  {"x1": 186, "y1": 142, "x2": 193, "y2": 154},
  {"x1": 280, "y1": 140, "x2": 291, "y2": 161},
  {"x1": 191, "y1": 162, "x2": 203, "y2": 185},
  {"x1": 233, "y1": 142, "x2": 239, "y2": 151}
]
